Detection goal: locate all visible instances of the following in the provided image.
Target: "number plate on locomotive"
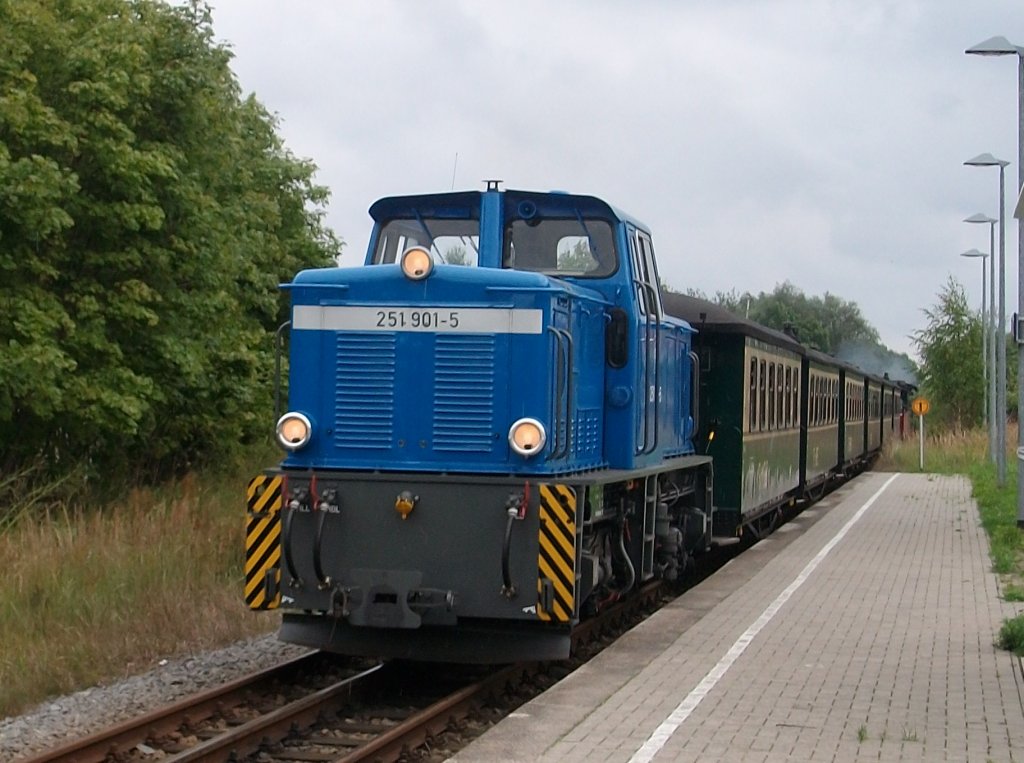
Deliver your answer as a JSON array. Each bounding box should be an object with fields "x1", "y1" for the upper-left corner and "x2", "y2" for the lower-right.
[{"x1": 293, "y1": 305, "x2": 543, "y2": 334}]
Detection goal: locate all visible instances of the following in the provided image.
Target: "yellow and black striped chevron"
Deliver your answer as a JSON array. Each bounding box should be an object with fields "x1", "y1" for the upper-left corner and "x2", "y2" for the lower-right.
[
  {"x1": 537, "y1": 483, "x2": 577, "y2": 622},
  {"x1": 245, "y1": 474, "x2": 283, "y2": 610}
]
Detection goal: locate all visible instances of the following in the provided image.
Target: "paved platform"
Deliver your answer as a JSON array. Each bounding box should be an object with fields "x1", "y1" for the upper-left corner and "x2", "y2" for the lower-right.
[{"x1": 450, "y1": 472, "x2": 1024, "y2": 762}]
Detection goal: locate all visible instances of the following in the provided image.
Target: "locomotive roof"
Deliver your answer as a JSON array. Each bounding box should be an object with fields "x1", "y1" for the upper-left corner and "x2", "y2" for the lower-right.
[
  {"x1": 662, "y1": 292, "x2": 806, "y2": 354},
  {"x1": 367, "y1": 188, "x2": 652, "y2": 234}
]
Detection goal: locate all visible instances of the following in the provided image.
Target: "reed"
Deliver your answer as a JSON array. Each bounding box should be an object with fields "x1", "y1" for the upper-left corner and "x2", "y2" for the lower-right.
[{"x1": 0, "y1": 450, "x2": 279, "y2": 717}]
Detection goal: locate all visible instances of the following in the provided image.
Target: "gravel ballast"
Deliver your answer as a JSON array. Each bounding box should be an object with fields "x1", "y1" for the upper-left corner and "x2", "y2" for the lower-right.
[{"x1": 0, "y1": 634, "x2": 309, "y2": 760}]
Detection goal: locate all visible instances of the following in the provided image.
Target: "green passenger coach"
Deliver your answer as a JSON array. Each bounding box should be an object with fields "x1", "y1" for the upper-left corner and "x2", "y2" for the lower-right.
[
  {"x1": 802, "y1": 349, "x2": 842, "y2": 497},
  {"x1": 664, "y1": 294, "x2": 805, "y2": 538}
]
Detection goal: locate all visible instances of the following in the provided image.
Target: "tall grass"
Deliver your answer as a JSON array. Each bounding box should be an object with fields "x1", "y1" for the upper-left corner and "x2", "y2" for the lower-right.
[
  {"x1": 880, "y1": 423, "x2": 1024, "y2": 655},
  {"x1": 0, "y1": 449, "x2": 279, "y2": 717}
]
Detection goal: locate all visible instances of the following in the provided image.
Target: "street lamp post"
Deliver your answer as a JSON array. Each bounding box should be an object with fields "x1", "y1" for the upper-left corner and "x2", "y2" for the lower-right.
[
  {"x1": 960, "y1": 248, "x2": 989, "y2": 432},
  {"x1": 965, "y1": 213, "x2": 998, "y2": 463},
  {"x1": 964, "y1": 153, "x2": 1009, "y2": 487},
  {"x1": 967, "y1": 36, "x2": 1024, "y2": 524}
]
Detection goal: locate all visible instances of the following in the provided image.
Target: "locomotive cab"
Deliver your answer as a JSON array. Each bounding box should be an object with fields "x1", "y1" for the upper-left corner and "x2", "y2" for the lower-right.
[{"x1": 245, "y1": 185, "x2": 713, "y2": 662}]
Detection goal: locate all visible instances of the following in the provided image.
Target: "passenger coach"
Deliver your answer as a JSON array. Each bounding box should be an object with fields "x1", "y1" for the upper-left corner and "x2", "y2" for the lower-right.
[{"x1": 663, "y1": 294, "x2": 805, "y2": 538}]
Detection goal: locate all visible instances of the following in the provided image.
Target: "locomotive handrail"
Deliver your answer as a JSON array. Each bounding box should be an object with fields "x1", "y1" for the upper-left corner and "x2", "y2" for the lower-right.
[
  {"x1": 558, "y1": 328, "x2": 574, "y2": 459},
  {"x1": 636, "y1": 281, "x2": 661, "y2": 455},
  {"x1": 689, "y1": 349, "x2": 700, "y2": 440},
  {"x1": 274, "y1": 321, "x2": 291, "y2": 423},
  {"x1": 547, "y1": 326, "x2": 574, "y2": 460}
]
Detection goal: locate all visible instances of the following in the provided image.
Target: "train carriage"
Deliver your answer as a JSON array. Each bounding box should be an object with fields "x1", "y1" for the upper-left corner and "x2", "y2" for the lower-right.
[
  {"x1": 802, "y1": 349, "x2": 842, "y2": 497},
  {"x1": 866, "y1": 374, "x2": 885, "y2": 455},
  {"x1": 662, "y1": 294, "x2": 804, "y2": 538},
  {"x1": 840, "y1": 367, "x2": 867, "y2": 470}
]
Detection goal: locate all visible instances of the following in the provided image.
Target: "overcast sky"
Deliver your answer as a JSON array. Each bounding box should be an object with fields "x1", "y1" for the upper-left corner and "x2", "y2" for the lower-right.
[{"x1": 206, "y1": 0, "x2": 1023, "y2": 358}]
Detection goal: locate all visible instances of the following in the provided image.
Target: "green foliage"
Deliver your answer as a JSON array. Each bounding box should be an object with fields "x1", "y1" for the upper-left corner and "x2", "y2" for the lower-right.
[
  {"x1": 0, "y1": 0, "x2": 340, "y2": 493},
  {"x1": 912, "y1": 277, "x2": 984, "y2": 432},
  {"x1": 689, "y1": 282, "x2": 878, "y2": 353},
  {"x1": 444, "y1": 244, "x2": 469, "y2": 265},
  {"x1": 557, "y1": 237, "x2": 598, "y2": 272},
  {"x1": 682, "y1": 282, "x2": 914, "y2": 379},
  {"x1": 997, "y1": 614, "x2": 1024, "y2": 655}
]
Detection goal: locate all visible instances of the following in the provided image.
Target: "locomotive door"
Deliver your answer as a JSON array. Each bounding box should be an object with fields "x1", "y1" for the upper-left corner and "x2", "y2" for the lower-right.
[{"x1": 628, "y1": 227, "x2": 663, "y2": 454}]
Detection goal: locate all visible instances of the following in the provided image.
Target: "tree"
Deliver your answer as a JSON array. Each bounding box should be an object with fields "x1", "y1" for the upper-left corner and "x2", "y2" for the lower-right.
[
  {"x1": 0, "y1": 0, "x2": 340, "y2": 484},
  {"x1": 444, "y1": 244, "x2": 469, "y2": 266},
  {"x1": 557, "y1": 238, "x2": 597, "y2": 272},
  {"x1": 912, "y1": 277, "x2": 983, "y2": 431}
]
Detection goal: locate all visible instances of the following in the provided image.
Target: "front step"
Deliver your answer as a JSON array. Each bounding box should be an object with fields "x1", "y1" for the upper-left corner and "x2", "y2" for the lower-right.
[{"x1": 710, "y1": 535, "x2": 741, "y2": 547}]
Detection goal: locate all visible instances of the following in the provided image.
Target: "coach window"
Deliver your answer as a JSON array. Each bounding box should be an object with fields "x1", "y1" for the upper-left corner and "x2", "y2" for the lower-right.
[
  {"x1": 768, "y1": 364, "x2": 776, "y2": 430},
  {"x1": 748, "y1": 357, "x2": 756, "y2": 431},
  {"x1": 813, "y1": 376, "x2": 820, "y2": 426},
  {"x1": 759, "y1": 359, "x2": 767, "y2": 430},
  {"x1": 792, "y1": 369, "x2": 800, "y2": 427},
  {"x1": 776, "y1": 364, "x2": 784, "y2": 429},
  {"x1": 809, "y1": 376, "x2": 817, "y2": 426},
  {"x1": 784, "y1": 367, "x2": 791, "y2": 428}
]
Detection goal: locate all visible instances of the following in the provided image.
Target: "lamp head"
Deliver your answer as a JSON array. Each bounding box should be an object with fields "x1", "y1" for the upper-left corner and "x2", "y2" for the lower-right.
[
  {"x1": 965, "y1": 152, "x2": 1010, "y2": 167},
  {"x1": 965, "y1": 36, "x2": 1023, "y2": 56},
  {"x1": 964, "y1": 213, "x2": 997, "y2": 224},
  {"x1": 959, "y1": 248, "x2": 988, "y2": 259}
]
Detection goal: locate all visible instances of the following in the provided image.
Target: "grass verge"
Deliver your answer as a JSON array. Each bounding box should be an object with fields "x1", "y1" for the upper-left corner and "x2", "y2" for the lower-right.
[
  {"x1": 878, "y1": 424, "x2": 1024, "y2": 655},
  {"x1": 0, "y1": 448, "x2": 279, "y2": 717}
]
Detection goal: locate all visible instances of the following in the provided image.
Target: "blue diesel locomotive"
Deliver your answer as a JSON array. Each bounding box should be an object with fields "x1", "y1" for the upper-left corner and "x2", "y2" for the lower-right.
[{"x1": 245, "y1": 184, "x2": 715, "y2": 662}]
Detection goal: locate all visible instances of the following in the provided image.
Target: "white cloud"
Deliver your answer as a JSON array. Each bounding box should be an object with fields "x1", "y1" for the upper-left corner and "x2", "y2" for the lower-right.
[{"x1": 207, "y1": 0, "x2": 1024, "y2": 357}]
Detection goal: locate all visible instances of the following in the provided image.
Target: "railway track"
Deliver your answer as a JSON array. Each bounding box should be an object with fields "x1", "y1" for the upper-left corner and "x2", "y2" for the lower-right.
[
  {"x1": 22, "y1": 550, "x2": 737, "y2": 763},
  {"x1": 20, "y1": 650, "x2": 527, "y2": 763}
]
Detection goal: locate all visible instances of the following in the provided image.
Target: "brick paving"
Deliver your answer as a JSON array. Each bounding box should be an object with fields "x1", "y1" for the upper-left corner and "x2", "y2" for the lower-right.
[{"x1": 450, "y1": 472, "x2": 1024, "y2": 763}]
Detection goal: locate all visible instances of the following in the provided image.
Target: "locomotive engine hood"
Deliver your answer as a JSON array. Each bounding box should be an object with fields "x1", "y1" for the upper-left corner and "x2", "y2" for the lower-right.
[{"x1": 280, "y1": 261, "x2": 610, "y2": 475}]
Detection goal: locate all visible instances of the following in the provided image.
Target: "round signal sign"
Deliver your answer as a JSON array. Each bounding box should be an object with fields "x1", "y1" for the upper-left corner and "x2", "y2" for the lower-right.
[{"x1": 911, "y1": 398, "x2": 930, "y2": 416}]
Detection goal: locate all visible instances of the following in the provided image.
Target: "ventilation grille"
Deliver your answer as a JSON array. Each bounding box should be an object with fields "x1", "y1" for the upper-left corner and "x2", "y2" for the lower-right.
[
  {"x1": 334, "y1": 333, "x2": 395, "y2": 449},
  {"x1": 433, "y1": 335, "x2": 496, "y2": 452},
  {"x1": 574, "y1": 407, "x2": 602, "y2": 458}
]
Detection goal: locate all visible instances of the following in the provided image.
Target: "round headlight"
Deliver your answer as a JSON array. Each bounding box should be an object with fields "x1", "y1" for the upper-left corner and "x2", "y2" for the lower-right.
[
  {"x1": 508, "y1": 418, "x2": 546, "y2": 457},
  {"x1": 276, "y1": 412, "x2": 312, "y2": 451},
  {"x1": 400, "y1": 246, "x2": 434, "y2": 280}
]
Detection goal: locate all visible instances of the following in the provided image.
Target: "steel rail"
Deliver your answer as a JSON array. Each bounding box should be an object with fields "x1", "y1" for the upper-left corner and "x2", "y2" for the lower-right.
[{"x1": 20, "y1": 651, "x2": 331, "y2": 763}]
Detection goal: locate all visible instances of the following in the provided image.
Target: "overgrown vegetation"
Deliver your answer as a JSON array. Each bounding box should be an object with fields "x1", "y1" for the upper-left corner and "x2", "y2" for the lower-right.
[
  {"x1": 880, "y1": 427, "x2": 1024, "y2": 655},
  {"x1": 0, "y1": 0, "x2": 340, "y2": 503},
  {"x1": 0, "y1": 448, "x2": 280, "y2": 717}
]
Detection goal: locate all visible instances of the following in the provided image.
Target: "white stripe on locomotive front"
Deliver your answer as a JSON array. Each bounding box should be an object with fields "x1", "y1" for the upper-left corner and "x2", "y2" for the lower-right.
[{"x1": 292, "y1": 305, "x2": 544, "y2": 334}]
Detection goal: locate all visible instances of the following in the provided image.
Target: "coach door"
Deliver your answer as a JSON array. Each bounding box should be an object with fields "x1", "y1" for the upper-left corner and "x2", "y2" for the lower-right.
[{"x1": 629, "y1": 227, "x2": 663, "y2": 455}]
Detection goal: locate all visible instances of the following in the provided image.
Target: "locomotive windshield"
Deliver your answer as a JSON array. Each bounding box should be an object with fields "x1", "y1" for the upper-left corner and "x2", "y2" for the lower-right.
[
  {"x1": 371, "y1": 211, "x2": 618, "y2": 278},
  {"x1": 373, "y1": 217, "x2": 481, "y2": 266},
  {"x1": 503, "y1": 217, "x2": 617, "y2": 278}
]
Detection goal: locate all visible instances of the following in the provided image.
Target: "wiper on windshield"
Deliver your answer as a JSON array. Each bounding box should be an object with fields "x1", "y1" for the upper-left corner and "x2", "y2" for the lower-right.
[
  {"x1": 574, "y1": 208, "x2": 599, "y2": 260},
  {"x1": 412, "y1": 209, "x2": 446, "y2": 262}
]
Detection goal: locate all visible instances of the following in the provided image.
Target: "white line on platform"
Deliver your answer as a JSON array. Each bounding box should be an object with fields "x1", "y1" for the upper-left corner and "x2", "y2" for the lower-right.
[{"x1": 628, "y1": 473, "x2": 901, "y2": 763}]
